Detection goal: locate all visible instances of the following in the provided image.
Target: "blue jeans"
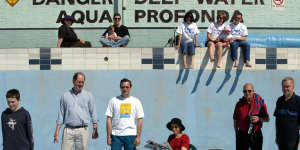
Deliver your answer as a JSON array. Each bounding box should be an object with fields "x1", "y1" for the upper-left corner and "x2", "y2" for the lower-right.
[
  {"x1": 99, "y1": 35, "x2": 130, "y2": 47},
  {"x1": 180, "y1": 42, "x2": 195, "y2": 55},
  {"x1": 230, "y1": 40, "x2": 250, "y2": 62},
  {"x1": 111, "y1": 135, "x2": 136, "y2": 150}
]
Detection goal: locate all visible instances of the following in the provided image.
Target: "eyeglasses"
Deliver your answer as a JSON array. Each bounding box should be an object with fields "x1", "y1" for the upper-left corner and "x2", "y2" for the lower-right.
[
  {"x1": 114, "y1": 17, "x2": 121, "y2": 20},
  {"x1": 121, "y1": 86, "x2": 130, "y2": 89},
  {"x1": 243, "y1": 90, "x2": 252, "y2": 93}
]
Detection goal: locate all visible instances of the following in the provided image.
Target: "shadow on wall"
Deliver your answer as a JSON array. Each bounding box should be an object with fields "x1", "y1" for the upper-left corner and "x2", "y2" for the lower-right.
[{"x1": 174, "y1": 48, "x2": 246, "y2": 95}]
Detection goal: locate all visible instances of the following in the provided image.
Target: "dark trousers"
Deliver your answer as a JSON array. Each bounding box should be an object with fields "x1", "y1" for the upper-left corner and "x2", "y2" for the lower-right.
[
  {"x1": 278, "y1": 135, "x2": 299, "y2": 150},
  {"x1": 236, "y1": 130, "x2": 263, "y2": 150}
]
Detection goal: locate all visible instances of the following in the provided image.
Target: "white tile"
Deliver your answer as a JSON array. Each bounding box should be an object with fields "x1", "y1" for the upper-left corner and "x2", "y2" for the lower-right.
[
  {"x1": 164, "y1": 64, "x2": 176, "y2": 70},
  {"x1": 0, "y1": 65, "x2": 7, "y2": 70},
  {"x1": 108, "y1": 64, "x2": 120, "y2": 70},
  {"x1": 255, "y1": 64, "x2": 266, "y2": 70},
  {"x1": 108, "y1": 48, "x2": 120, "y2": 54},
  {"x1": 51, "y1": 48, "x2": 62, "y2": 54},
  {"x1": 72, "y1": 65, "x2": 86, "y2": 70},
  {"x1": 255, "y1": 48, "x2": 266, "y2": 54},
  {"x1": 61, "y1": 48, "x2": 73, "y2": 54},
  {"x1": 85, "y1": 48, "x2": 97, "y2": 54},
  {"x1": 28, "y1": 65, "x2": 40, "y2": 70},
  {"x1": 255, "y1": 53, "x2": 265, "y2": 59},
  {"x1": 288, "y1": 65, "x2": 298, "y2": 70},
  {"x1": 85, "y1": 54, "x2": 97, "y2": 59},
  {"x1": 130, "y1": 64, "x2": 141, "y2": 70},
  {"x1": 96, "y1": 59, "x2": 109, "y2": 65},
  {"x1": 0, "y1": 49, "x2": 7, "y2": 54},
  {"x1": 96, "y1": 48, "x2": 108, "y2": 54},
  {"x1": 72, "y1": 48, "x2": 85, "y2": 55},
  {"x1": 62, "y1": 59, "x2": 73, "y2": 65},
  {"x1": 130, "y1": 48, "x2": 142, "y2": 54},
  {"x1": 288, "y1": 59, "x2": 298, "y2": 65},
  {"x1": 120, "y1": 53, "x2": 130, "y2": 59},
  {"x1": 28, "y1": 48, "x2": 39, "y2": 54},
  {"x1": 86, "y1": 59, "x2": 97, "y2": 65},
  {"x1": 141, "y1": 64, "x2": 153, "y2": 70},
  {"x1": 72, "y1": 59, "x2": 86, "y2": 65},
  {"x1": 119, "y1": 65, "x2": 131, "y2": 70},
  {"x1": 141, "y1": 48, "x2": 152, "y2": 58},
  {"x1": 85, "y1": 65, "x2": 97, "y2": 70},
  {"x1": 62, "y1": 54, "x2": 73, "y2": 58},
  {"x1": 62, "y1": 65, "x2": 73, "y2": 70},
  {"x1": 277, "y1": 48, "x2": 288, "y2": 54},
  {"x1": 96, "y1": 54, "x2": 109, "y2": 59},
  {"x1": 51, "y1": 65, "x2": 62, "y2": 70},
  {"x1": 120, "y1": 59, "x2": 130, "y2": 65},
  {"x1": 119, "y1": 48, "x2": 130, "y2": 54},
  {"x1": 96, "y1": 64, "x2": 108, "y2": 70},
  {"x1": 277, "y1": 64, "x2": 289, "y2": 70}
]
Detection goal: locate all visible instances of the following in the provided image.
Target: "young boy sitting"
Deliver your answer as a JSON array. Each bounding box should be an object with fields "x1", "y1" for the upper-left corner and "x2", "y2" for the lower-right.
[{"x1": 1, "y1": 89, "x2": 34, "y2": 150}]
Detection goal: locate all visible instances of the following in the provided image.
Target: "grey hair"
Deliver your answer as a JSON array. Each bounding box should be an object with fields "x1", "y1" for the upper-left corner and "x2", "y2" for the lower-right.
[{"x1": 282, "y1": 77, "x2": 294, "y2": 85}]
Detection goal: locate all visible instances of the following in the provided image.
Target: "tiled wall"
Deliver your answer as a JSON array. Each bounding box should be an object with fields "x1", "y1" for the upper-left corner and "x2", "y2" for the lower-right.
[{"x1": 0, "y1": 47, "x2": 298, "y2": 70}]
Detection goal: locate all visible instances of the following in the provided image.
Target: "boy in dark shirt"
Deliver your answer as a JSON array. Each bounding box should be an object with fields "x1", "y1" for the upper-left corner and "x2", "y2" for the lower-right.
[{"x1": 1, "y1": 89, "x2": 34, "y2": 150}]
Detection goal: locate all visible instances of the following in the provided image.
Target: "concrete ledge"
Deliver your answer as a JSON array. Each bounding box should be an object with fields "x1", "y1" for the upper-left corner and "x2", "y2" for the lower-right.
[{"x1": 0, "y1": 47, "x2": 297, "y2": 70}]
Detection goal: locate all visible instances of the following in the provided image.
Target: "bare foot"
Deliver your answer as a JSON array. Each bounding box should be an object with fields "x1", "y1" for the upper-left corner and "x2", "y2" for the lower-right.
[
  {"x1": 245, "y1": 61, "x2": 252, "y2": 67},
  {"x1": 234, "y1": 61, "x2": 238, "y2": 67},
  {"x1": 217, "y1": 64, "x2": 221, "y2": 68},
  {"x1": 184, "y1": 65, "x2": 188, "y2": 69},
  {"x1": 190, "y1": 65, "x2": 194, "y2": 69}
]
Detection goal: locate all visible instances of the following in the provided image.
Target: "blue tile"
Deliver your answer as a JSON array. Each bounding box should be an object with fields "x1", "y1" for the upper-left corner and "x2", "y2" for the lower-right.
[
  {"x1": 153, "y1": 48, "x2": 164, "y2": 55},
  {"x1": 266, "y1": 48, "x2": 277, "y2": 59},
  {"x1": 164, "y1": 59, "x2": 175, "y2": 64},
  {"x1": 142, "y1": 59, "x2": 152, "y2": 64},
  {"x1": 266, "y1": 64, "x2": 277, "y2": 70},
  {"x1": 266, "y1": 59, "x2": 276, "y2": 64},
  {"x1": 29, "y1": 59, "x2": 39, "y2": 65},
  {"x1": 153, "y1": 59, "x2": 164, "y2": 64},
  {"x1": 51, "y1": 59, "x2": 62, "y2": 65},
  {"x1": 153, "y1": 65, "x2": 164, "y2": 69},
  {"x1": 255, "y1": 59, "x2": 266, "y2": 64},
  {"x1": 277, "y1": 59, "x2": 287, "y2": 64},
  {"x1": 40, "y1": 48, "x2": 50, "y2": 53},
  {"x1": 40, "y1": 59, "x2": 50, "y2": 65},
  {"x1": 40, "y1": 53, "x2": 50, "y2": 59},
  {"x1": 40, "y1": 65, "x2": 50, "y2": 70}
]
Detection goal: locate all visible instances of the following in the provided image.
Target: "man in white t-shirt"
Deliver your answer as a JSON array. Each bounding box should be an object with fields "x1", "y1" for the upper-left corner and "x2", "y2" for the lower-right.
[{"x1": 105, "y1": 78, "x2": 144, "y2": 150}]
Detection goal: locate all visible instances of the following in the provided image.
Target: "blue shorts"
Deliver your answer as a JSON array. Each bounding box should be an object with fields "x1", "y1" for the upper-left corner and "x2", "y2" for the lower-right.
[
  {"x1": 111, "y1": 135, "x2": 136, "y2": 150},
  {"x1": 180, "y1": 42, "x2": 195, "y2": 55}
]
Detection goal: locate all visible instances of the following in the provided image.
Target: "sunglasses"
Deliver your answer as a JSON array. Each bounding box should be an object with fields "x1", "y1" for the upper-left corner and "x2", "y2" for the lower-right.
[
  {"x1": 114, "y1": 17, "x2": 121, "y2": 20},
  {"x1": 234, "y1": 17, "x2": 241, "y2": 20},
  {"x1": 121, "y1": 86, "x2": 130, "y2": 89},
  {"x1": 243, "y1": 90, "x2": 252, "y2": 93}
]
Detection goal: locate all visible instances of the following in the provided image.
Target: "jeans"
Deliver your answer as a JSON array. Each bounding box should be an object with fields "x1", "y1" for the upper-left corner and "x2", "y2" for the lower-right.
[
  {"x1": 61, "y1": 127, "x2": 89, "y2": 150},
  {"x1": 99, "y1": 35, "x2": 130, "y2": 47},
  {"x1": 180, "y1": 42, "x2": 195, "y2": 55},
  {"x1": 230, "y1": 40, "x2": 250, "y2": 62},
  {"x1": 111, "y1": 135, "x2": 136, "y2": 150}
]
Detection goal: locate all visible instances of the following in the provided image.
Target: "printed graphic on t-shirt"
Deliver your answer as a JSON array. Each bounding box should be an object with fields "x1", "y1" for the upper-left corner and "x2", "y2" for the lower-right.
[
  {"x1": 184, "y1": 27, "x2": 196, "y2": 35},
  {"x1": 120, "y1": 103, "x2": 131, "y2": 118},
  {"x1": 232, "y1": 29, "x2": 241, "y2": 36},
  {"x1": 7, "y1": 118, "x2": 16, "y2": 130}
]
